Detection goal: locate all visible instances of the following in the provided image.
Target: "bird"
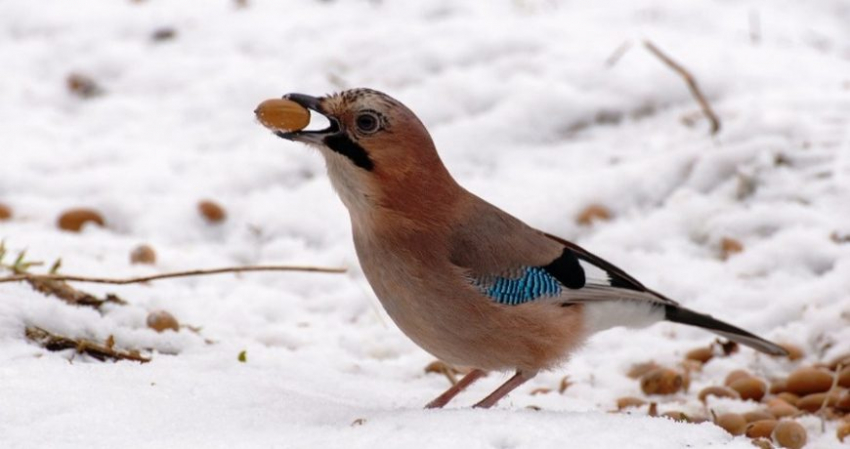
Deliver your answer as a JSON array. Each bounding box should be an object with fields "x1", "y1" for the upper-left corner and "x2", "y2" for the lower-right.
[{"x1": 265, "y1": 88, "x2": 788, "y2": 409}]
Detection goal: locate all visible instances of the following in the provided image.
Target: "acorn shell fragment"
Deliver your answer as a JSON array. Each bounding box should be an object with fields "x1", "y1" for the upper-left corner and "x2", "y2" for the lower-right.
[{"x1": 254, "y1": 98, "x2": 310, "y2": 132}]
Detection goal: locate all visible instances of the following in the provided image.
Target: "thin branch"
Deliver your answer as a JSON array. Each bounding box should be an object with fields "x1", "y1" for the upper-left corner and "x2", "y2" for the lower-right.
[
  {"x1": 0, "y1": 264, "x2": 347, "y2": 286},
  {"x1": 643, "y1": 40, "x2": 721, "y2": 135}
]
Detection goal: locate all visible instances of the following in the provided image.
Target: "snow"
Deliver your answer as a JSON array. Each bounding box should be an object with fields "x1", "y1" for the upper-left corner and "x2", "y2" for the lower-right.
[{"x1": 1, "y1": 0, "x2": 850, "y2": 447}]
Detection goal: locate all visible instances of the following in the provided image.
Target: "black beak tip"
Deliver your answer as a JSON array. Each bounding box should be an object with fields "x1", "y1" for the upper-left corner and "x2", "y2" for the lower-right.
[{"x1": 283, "y1": 93, "x2": 323, "y2": 112}]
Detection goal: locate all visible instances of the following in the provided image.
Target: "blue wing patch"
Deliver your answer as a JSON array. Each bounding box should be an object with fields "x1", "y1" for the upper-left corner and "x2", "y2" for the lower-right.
[{"x1": 473, "y1": 267, "x2": 562, "y2": 306}]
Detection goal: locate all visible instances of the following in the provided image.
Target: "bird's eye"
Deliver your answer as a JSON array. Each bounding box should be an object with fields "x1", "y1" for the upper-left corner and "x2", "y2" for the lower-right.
[{"x1": 355, "y1": 112, "x2": 380, "y2": 134}]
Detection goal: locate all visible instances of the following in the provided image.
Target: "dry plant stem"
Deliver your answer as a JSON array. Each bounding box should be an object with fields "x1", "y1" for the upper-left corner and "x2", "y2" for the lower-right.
[
  {"x1": 818, "y1": 363, "x2": 843, "y2": 432},
  {"x1": 24, "y1": 277, "x2": 125, "y2": 308},
  {"x1": 643, "y1": 40, "x2": 721, "y2": 135},
  {"x1": 0, "y1": 264, "x2": 347, "y2": 286},
  {"x1": 25, "y1": 327, "x2": 150, "y2": 363}
]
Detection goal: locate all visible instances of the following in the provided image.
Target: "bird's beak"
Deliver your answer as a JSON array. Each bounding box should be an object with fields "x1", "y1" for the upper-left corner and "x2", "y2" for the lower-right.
[{"x1": 274, "y1": 93, "x2": 340, "y2": 145}]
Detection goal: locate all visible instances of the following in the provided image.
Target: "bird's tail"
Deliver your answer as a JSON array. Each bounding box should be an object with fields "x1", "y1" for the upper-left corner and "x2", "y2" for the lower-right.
[{"x1": 664, "y1": 305, "x2": 788, "y2": 356}]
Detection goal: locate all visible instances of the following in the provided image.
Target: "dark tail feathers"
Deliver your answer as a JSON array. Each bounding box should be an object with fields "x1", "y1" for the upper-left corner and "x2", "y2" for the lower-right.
[{"x1": 664, "y1": 305, "x2": 788, "y2": 356}]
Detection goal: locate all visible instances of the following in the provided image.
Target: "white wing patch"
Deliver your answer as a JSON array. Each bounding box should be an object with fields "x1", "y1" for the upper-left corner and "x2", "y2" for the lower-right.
[
  {"x1": 583, "y1": 300, "x2": 665, "y2": 333},
  {"x1": 579, "y1": 259, "x2": 613, "y2": 286}
]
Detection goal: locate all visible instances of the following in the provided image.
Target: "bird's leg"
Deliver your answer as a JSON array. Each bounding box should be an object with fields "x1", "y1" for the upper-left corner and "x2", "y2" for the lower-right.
[
  {"x1": 424, "y1": 368, "x2": 486, "y2": 409},
  {"x1": 472, "y1": 370, "x2": 536, "y2": 409}
]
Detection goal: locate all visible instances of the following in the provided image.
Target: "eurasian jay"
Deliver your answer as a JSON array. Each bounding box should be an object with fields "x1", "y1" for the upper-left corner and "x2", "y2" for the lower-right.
[{"x1": 265, "y1": 88, "x2": 787, "y2": 409}]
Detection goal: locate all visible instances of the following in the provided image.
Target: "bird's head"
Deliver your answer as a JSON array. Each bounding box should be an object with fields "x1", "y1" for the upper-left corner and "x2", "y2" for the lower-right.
[{"x1": 275, "y1": 89, "x2": 458, "y2": 219}]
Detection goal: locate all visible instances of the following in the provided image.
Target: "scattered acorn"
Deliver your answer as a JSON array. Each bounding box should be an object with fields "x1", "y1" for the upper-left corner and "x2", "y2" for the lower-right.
[
  {"x1": 786, "y1": 367, "x2": 833, "y2": 395},
  {"x1": 725, "y1": 369, "x2": 752, "y2": 386},
  {"x1": 699, "y1": 385, "x2": 741, "y2": 402},
  {"x1": 796, "y1": 392, "x2": 837, "y2": 412},
  {"x1": 746, "y1": 419, "x2": 778, "y2": 439},
  {"x1": 716, "y1": 413, "x2": 747, "y2": 435},
  {"x1": 767, "y1": 401, "x2": 799, "y2": 419},
  {"x1": 616, "y1": 396, "x2": 646, "y2": 410},
  {"x1": 685, "y1": 346, "x2": 714, "y2": 364},
  {"x1": 0, "y1": 203, "x2": 11, "y2": 220},
  {"x1": 130, "y1": 244, "x2": 157, "y2": 265},
  {"x1": 146, "y1": 310, "x2": 179, "y2": 333},
  {"x1": 576, "y1": 204, "x2": 612, "y2": 226},
  {"x1": 776, "y1": 392, "x2": 800, "y2": 406},
  {"x1": 730, "y1": 377, "x2": 767, "y2": 401},
  {"x1": 640, "y1": 367, "x2": 683, "y2": 395},
  {"x1": 720, "y1": 237, "x2": 744, "y2": 260},
  {"x1": 198, "y1": 200, "x2": 226, "y2": 224},
  {"x1": 743, "y1": 410, "x2": 775, "y2": 423},
  {"x1": 837, "y1": 421, "x2": 850, "y2": 442},
  {"x1": 57, "y1": 208, "x2": 105, "y2": 232},
  {"x1": 254, "y1": 98, "x2": 311, "y2": 132},
  {"x1": 771, "y1": 421, "x2": 806, "y2": 449},
  {"x1": 770, "y1": 379, "x2": 788, "y2": 394}
]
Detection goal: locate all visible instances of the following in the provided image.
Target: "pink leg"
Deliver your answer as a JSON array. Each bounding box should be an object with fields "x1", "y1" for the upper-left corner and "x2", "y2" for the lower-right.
[
  {"x1": 425, "y1": 369, "x2": 487, "y2": 409},
  {"x1": 472, "y1": 370, "x2": 536, "y2": 409}
]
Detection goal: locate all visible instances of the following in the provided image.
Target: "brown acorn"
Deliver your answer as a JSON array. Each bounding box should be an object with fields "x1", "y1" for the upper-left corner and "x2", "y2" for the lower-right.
[
  {"x1": 640, "y1": 368, "x2": 683, "y2": 395},
  {"x1": 720, "y1": 237, "x2": 744, "y2": 260},
  {"x1": 743, "y1": 410, "x2": 775, "y2": 423},
  {"x1": 837, "y1": 421, "x2": 850, "y2": 443},
  {"x1": 716, "y1": 413, "x2": 747, "y2": 435},
  {"x1": 725, "y1": 369, "x2": 752, "y2": 386},
  {"x1": 776, "y1": 392, "x2": 800, "y2": 406},
  {"x1": 698, "y1": 386, "x2": 741, "y2": 402},
  {"x1": 771, "y1": 421, "x2": 806, "y2": 449},
  {"x1": 685, "y1": 346, "x2": 714, "y2": 364},
  {"x1": 770, "y1": 378, "x2": 788, "y2": 394},
  {"x1": 254, "y1": 98, "x2": 311, "y2": 132},
  {"x1": 796, "y1": 392, "x2": 838, "y2": 412},
  {"x1": 57, "y1": 208, "x2": 105, "y2": 232},
  {"x1": 576, "y1": 204, "x2": 612, "y2": 226},
  {"x1": 146, "y1": 310, "x2": 179, "y2": 333},
  {"x1": 730, "y1": 377, "x2": 767, "y2": 401},
  {"x1": 198, "y1": 200, "x2": 226, "y2": 224},
  {"x1": 130, "y1": 244, "x2": 157, "y2": 265},
  {"x1": 767, "y1": 401, "x2": 799, "y2": 419},
  {"x1": 745, "y1": 420, "x2": 778, "y2": 439},
  {"x1": 0, "y1": 203, "x2": 11, "y2": 220},
  {"x1": 616, "y1": 396, "x2": 646, "y2": 410},
  {"x1": 786, "y1": 367, "x2": 834, "y2": 395}
]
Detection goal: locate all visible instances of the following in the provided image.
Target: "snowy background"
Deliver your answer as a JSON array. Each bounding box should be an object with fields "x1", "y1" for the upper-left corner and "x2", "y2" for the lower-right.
[{"x1": 1, "y1": 0, "x2": 850, "y2": 447}]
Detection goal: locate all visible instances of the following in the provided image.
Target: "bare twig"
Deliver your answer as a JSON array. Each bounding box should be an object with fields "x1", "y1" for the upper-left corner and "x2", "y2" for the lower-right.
[
  {"x1": 0, "y1": 264, "x2": 347, "y2": 286},
  {"x1": 643, "y1": 40, "x2": 721, "y2": 135},
  {"x1": 25, "y1": 327, "x2": 150, "y2": 363}
]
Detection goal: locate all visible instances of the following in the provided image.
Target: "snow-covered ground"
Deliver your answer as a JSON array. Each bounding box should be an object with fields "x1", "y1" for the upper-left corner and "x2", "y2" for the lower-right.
[{"x1": 2, "y1": 0, "x2": 850, "y2": 447}]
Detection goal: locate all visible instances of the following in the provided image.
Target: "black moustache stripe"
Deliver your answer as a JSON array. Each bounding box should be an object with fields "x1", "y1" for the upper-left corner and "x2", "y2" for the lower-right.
[{"x1": 323, "y1": 134, "x2": 374, "y2": 171}]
